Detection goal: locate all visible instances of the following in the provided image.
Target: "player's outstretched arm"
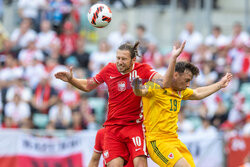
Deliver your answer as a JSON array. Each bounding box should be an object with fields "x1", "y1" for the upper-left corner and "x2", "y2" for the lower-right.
[
  {"x1": 188, "y1": 73, "x2": 233, "y2": 100},
  {"x1": 162, "y1": 41, "x2": 186, "y2": 88},
  {"x1": 132, "y1": 77, "x2": 148, "y2": 96},
  {"x1": 54, "y1": 66, "x2": 99, "y2": 92},
  {"x1": 88, "y1": 152, "x2": 101, "y2": 167}
]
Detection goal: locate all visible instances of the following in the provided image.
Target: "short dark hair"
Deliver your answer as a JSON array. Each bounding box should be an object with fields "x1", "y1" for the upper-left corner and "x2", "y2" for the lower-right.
[
  {"x1": 118, "y1": 41, "x2": 140, "y2": 59},
  {"x1": 175, "y1": 61, "x2": 200, "y2": 77},
  {"x1": 137, "y1": 24, "x2": 146, "y2": 31}
]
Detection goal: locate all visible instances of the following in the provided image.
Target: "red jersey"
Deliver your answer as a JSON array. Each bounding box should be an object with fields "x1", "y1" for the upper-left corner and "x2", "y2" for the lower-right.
[{"x1": 93, "y1": 62, "x2": 157, "y2": 126}]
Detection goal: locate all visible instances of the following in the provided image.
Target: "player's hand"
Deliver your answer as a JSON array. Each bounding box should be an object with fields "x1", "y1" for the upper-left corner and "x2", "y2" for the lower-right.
[
  {"x1": 132, "y1": 76, "x2": 142, "y2": 89},
  {"x1": 172, "y1": 41, "x2": 186, "y2": 58},
  {"x1": 219, "y1": 73, "x2": 233, "y2": 88},
  {"x1": 54, "y1": 66, "x2": 73, "y2": 82}
]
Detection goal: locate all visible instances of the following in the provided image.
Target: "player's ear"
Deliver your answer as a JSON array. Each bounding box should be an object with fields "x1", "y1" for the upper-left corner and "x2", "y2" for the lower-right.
[
  {"x1": 173, "y1": 72, "x2": 178, "y2": 79},
  {"x1": 132, "y1": 57, "x2": 136, "y2": 63}
]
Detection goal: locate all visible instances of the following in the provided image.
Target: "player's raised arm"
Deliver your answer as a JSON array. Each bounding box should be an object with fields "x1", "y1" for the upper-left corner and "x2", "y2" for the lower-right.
[
  {"x1": 188, "y1": 73, "x2": 233, "y2": 100},
  {"x1": 54, "y1": 66, "x2": 99, "y2": 92},
  {"x1": 151, "y1": 41, "x2": 186, "y2": 88},
  {"x1": 163, "y1": 41, "x2": 186, "y2": 88}
]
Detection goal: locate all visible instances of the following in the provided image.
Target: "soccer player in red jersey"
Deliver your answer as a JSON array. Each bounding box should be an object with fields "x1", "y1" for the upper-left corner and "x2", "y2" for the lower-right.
[
  {"x1": 55, "y1": 41, "x2": 185, "y2": 167},
  {"x1": 88, "y1": 128, "x2": 133, "y2": 167}
]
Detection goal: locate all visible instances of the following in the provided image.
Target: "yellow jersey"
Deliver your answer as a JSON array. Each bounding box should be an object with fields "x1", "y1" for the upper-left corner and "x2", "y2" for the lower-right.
[{"x1": 142, "y1": 82, "x2": 194, "y2": 141}]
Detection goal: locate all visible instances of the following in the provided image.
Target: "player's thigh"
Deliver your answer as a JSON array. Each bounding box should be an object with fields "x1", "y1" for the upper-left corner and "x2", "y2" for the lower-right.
[
  {"x1": 147, "y1": 140, "x2": 183, "y2": 167},
  {"x1": 104, "y1": 127, "x2": 130, "y2": 164},
  {"x1": 124, "y1": 124, "x2": 147, "y2": 159},
  {"x1": 178, "y1": 141, "x2": 195, "y2": 167},
  {"x1": 133, "y1": 155, "x2": 147, "y2": 167},
  {"x1": 107, "y1": 157, "x2": 124, "y2": 167}
]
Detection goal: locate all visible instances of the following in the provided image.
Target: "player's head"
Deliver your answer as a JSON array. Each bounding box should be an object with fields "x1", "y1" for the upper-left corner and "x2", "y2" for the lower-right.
[
  {"x1": 116, "y1": 41, "x2": 139, "y2": 73},
  {"x1": 172, "y1": 61, "x2": 199, "y2": 91}
]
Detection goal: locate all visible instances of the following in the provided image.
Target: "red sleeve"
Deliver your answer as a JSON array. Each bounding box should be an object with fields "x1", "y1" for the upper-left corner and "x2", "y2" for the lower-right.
[
  {"x1": 93, "y1": 64, "x2": 110, "y2": 84},
  {"x1": 94, "y1": 128, "x2": 105, "y2": 153},
  {"x1": 142, "y1": 63, "x2": 158, "y2": 81}
]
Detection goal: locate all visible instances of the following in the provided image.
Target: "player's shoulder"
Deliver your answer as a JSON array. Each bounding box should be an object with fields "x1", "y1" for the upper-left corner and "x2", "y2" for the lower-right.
[
  {"x1": 96, "y1": 128, "x2": 105, "y2": 138},
  {"x1": 135, "y1": 62, "x2": 154, "y2": 71},
  {"x1": 106, "y1": 62, "x2": 116, "y2": 68}
]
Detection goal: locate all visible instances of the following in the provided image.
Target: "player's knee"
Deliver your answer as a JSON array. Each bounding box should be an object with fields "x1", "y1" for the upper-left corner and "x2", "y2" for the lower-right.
[
  {"x1": 133, "y1": 156, "x2": 148, "y2": 167},
  {"x1": 174, "y1": 157, "x2": 191, "y2": 167}
]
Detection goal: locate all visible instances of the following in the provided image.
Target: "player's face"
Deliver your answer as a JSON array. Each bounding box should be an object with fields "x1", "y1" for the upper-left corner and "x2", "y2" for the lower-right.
[
  {"x1": 116, "y1": 50, "x2": 134, "y2": 73},
  {"x1": 172, "y1": 70, "x2": 193, "y2": 91}
]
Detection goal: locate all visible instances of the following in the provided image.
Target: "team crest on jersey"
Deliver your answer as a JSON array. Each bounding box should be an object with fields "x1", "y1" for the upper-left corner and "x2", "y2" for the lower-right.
[
  {"x1": 103, "y1": 150, "x2": 109, "y2": 159},
  {"x1": 118, "y1": 81, "x2": 126, "y2": 91},
  {"x1": 168, "y1": 153, "x2": 174, "y2": 159}
]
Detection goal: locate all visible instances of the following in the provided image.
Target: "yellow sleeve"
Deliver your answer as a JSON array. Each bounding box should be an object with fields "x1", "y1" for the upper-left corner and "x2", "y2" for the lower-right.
[
  {"x1": 182, "y1": 88, "x2": 194, "y2": 100},
  {"x1": 144, "y1": 81, "x2": 161, "y2": 97}
]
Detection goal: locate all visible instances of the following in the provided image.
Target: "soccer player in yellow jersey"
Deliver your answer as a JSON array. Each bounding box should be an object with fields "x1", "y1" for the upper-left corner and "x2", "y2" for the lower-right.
[{"x1": 132, "y1": 50, "x2": 232, "y2": 167}]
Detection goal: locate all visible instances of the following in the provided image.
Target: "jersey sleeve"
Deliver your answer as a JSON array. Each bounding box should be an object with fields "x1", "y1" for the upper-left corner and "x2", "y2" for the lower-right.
[
  {"x1": 94, "y1": 129, "x2": 104, "y2": 153},
  {"x1": 93, "y1": 64, "x2": 109, "y2": 84},
  {"x1": 182, "y1": 88, "x2": 194, "y2": 100},
  {"x1": 142, "y1": 64, "x2": 158, "y2": 81}
]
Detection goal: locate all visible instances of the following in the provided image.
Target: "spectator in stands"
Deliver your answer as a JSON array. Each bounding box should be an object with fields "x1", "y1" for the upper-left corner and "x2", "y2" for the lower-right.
[
  {"x1": 142, "y1": 40, "x2": 162, "y2": 68},
  {"x1": 59, "y1": 21, "x2": 79, "y2": 64},
  {"x1": 0, "y1": 22, "x2": 8, "y2": 51},
  {"x1": 135, "y1": 24, "x2": 154, "y2": 55},
  {"x1": 205, "y1": 26, "x2": 229, "y2": 51},
  {"x1": 18, "y1": 39, "x2": 45, "y2": 67},
  {"x1": 107, "y1": 21, "x2": 134, "y2": 51},
  {"x1": 88, "y1": 39, "x2": 115, "y2": 77},
  {"x1": 0, "y1": 39, "x2": 16, "y2": 59},
  {"x1": 78, "y1": 97, "x2": 98, "y2": 130},
  {"x1": 71, "y1": 37, "x2": 90, "y2": 70},
  {"x1": 36, "y1": 20, "x2": 58, "y2": 56},
  {"x1": 192, "y1": 44, "x2": 213, "y2": 64},
  {"x1": 177, "y1": 111, "x2": 194, "y2": 133},
  {"x1": 59, "y1": 84, "x2": 81, "y2": 110},
  {"x1": 49, "y1": 0, "x2": 72, "y2": 33},
  {"x1": 6, "y1": 77, "x2": 32, "y2": 103},
  {"x1": 23, "y1": 58, "x2": 46, "y2": 89},
  {"x1": 71, "y1": 111, "x2": 86, "y2": 130},
  {"x1": 10, "y1": 18, "x2": 37, "y2": 50},
  {"x1": 210, "y1": 95, "x2": 228, "y2": 128},
  {"x1": 195, "y1": 61, "x2": 218, "y2": 86},
  {"x1": 45, "y1": 57, "x2": 68, "y2": 91},
  {"x1": 230, "y1": 22, "x2": 249, "y2": 49},
  {"x1": 31, "y1": 73, "x2": 58, "y2": 114},
  {"x1": 196, "y1": 116, "x2": 218, "y2": 135},
  {"x1": 179, "y1": 22, "x2": 203, "y2": 57},
  {"x1": 48, "y1": 98, "x2": 72, "y2": 129},
  {"x1": 18, "y1": 0, "x2": 46, "y2": 31},
  {"x1": 0, "y1": 55, "x2": 23, "y2": 87},
  {"x1": 4, "y1": 93, "x2": 31, "y2": 128}
]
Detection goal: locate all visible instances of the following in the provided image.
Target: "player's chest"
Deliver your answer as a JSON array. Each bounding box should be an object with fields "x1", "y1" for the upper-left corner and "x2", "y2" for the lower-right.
[{"x1": 106, "y1": 70, "x2": 143, "y2": 93}]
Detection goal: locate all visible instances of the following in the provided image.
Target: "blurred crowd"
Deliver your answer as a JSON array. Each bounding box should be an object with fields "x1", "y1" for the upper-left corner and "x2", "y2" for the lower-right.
[{"x1": 0, "y1": 0, "x2": 249, "y2": 144}]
